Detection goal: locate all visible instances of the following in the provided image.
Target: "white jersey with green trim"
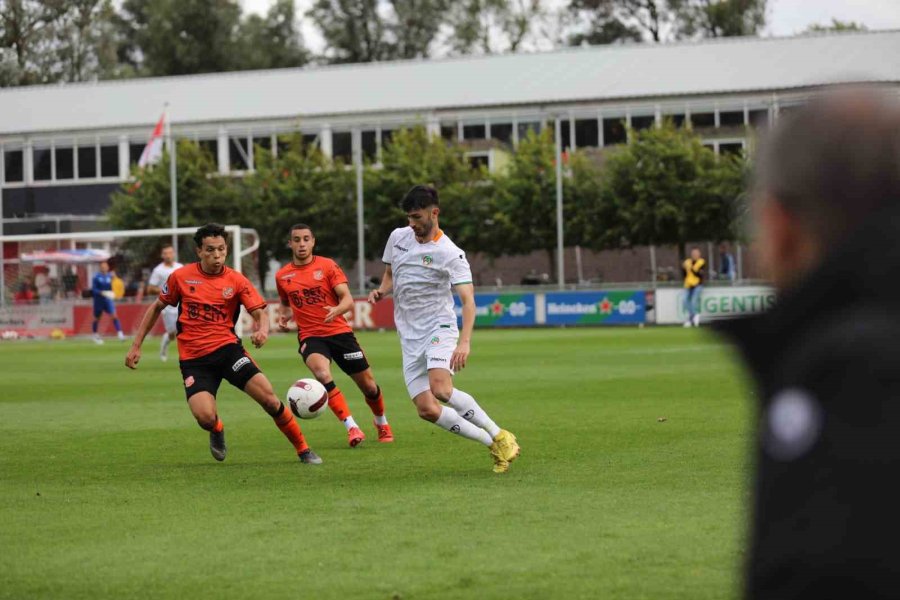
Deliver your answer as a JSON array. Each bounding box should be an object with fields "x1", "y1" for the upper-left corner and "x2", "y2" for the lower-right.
[{"x1": 382, "y1": 226, "x2": 473, "y2": 340}]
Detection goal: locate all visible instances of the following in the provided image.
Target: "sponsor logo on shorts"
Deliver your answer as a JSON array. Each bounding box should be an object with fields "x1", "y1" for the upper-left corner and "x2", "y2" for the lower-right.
[
  {"x1": 300, "y1": 343, "x2": 307, "y2": 353},
  {"x1": 343, "y1": 351, "x2": 364, "y2": 360},
  {"x1": 222, "y1": 287, "x2": 234, "y2": 299},
  {"x1": 231, "y1": 356, "x2": 251, "y2": 372},
  {"x1": 429, "y1": 356, "x2": 447, "y2": 363},
  {"x1": 313, "y1": 269, "x2": 324, "y2": 281},
  {"x1": 184, "y1": 376, "x2": 195, "y2": 388},
  {"x1": 422, "y1": 255, "x2": 433, "y2": 265},
  {"x1": 430, "y1": 336, "x2": 440, "y2": 345}
]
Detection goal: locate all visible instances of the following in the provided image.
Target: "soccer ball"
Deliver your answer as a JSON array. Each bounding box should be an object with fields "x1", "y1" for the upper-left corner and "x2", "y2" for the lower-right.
[{"x1": 286, "y1": 378, "x2": 329, "y2": 419}]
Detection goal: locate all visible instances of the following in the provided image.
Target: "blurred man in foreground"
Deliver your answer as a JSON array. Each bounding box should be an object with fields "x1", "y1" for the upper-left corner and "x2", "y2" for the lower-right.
[{"x1": 718, "y1": 89, "x2": 900, "y2": 598}]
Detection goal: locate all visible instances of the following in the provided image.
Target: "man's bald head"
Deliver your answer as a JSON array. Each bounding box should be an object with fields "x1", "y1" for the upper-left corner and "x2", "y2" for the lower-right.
[
  {"x1": 753, "y1": 88, "x2": 900, "y2": 288},
  {"x1": 755, "y1": 88, "x2": 900, "y2": 245}
]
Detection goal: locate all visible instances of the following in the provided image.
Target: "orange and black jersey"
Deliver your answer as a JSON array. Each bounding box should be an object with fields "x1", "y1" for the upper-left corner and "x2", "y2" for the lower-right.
[
  {"x1": 275, "y1": 256, "x2": 353, "y2": 341},
  {"x1": 159, "y1": 263, "x2": 267, "y2": 361}
]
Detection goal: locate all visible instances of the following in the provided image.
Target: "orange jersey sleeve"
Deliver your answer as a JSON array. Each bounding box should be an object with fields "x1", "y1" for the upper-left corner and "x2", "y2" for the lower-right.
[
  {"x1": 275, "y1": 256, "x2": 353, "y2": 341},
  {"x1": 167, "y1": 264, "x2": 266, "y2": 360}
]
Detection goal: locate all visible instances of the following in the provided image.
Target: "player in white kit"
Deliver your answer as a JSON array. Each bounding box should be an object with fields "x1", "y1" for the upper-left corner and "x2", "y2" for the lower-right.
[
  {"x1": 369, "y1": 185, "x2": 520, "y2": 473},
  {"x1": 145, "y1": 244, "x2": 183, "y2": 361}
]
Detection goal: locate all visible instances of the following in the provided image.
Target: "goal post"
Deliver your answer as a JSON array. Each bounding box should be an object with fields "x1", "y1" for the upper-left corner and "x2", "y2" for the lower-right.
[{"x1": 0, "y1": 225, "x2": 259, "y2": 338}]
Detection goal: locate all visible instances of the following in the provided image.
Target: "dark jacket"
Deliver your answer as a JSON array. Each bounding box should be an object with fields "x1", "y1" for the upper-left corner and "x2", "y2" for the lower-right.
[{"x1": 717, "y1": 206, "x2": 900, "y2": 599}]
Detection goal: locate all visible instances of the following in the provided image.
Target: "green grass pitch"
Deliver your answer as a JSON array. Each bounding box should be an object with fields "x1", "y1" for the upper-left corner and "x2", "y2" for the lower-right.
[{"x1": 0, "y1": 327, "x2": 752, "y2": 600}]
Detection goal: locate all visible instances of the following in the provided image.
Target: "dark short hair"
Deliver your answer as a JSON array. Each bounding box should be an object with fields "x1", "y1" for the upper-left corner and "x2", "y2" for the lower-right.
[
  {"x1": 401, "y1": 185, "x2": 439, "y2": 211},
  {"x1": 160, "y1": 243, "x2": 174, "y2": 251},
  {"x1": 289, "y1": 223, "x2": 313, "y2": 238},
  {"x1": 193, "y1": 223, "x2": 228, "y2": 248},
  {"x1": 754, "y1": 89, "x2": 900, "y2": 246}
]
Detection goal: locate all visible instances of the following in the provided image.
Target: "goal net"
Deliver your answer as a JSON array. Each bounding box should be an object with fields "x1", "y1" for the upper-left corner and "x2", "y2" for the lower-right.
[{"x1": 0, "y1": 225, "x2": 260, "y2": 338}]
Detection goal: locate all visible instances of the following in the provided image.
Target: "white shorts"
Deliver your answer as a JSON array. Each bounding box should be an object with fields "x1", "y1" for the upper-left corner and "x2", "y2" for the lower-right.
[
  {"x1": 162, "y1": 307, "x2": 178, "y2": 333},
  {"x1": 401, "y1": 329, "x2": 458, "y2": 399}
]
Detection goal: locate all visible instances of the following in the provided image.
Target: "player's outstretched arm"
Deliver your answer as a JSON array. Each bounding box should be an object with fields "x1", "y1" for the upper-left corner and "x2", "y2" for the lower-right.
[
  {"x1": 452, "y1": 283, "x2": 476, "y2": 371},
  {"x1": 249, "y1": 307, "x2": 269, "y2": 349},
  {"x1": 324, "y1": 283, "x2": 355, "y2": 323},
  {"x1": 125, "y1": 300, "x2": 166, "y2": 369},
  {"x1": 368, "y1": 265, "x2": 392, "y2": 303}
]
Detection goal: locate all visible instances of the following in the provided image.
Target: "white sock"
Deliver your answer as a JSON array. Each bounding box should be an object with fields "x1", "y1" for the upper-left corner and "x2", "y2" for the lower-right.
[
  {"x1": 160, "y1": 335, "x2": 171, "y2": 354},
  {"x1": 448, "y1": 388, "x2": 501, "y2": 439},
  {"x1": 343, "y1": 415, "x2": 359, "y2": 431},
  {"x1": 374, "y1": 415, "x2": 388, "y2": 426},
  {"x1": 435, "y1": 406, "x2": 492, "y2": 446}
]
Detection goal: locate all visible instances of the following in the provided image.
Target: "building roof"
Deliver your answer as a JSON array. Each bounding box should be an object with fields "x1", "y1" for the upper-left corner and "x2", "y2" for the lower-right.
[{"x1": 2, "y1": 30, "x2": 899, "y2": 136}]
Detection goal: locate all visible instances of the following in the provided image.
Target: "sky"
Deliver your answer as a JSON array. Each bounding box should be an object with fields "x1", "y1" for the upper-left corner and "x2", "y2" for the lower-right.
[{"x1": 240, "y1": 0, "x2": 900, "y2": 54}]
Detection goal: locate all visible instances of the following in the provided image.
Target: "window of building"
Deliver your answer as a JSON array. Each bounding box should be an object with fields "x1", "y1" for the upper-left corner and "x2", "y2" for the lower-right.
[
  {"x1": 362, "y1": 130, "x2": 377, "y2": 161},
  {"x1": 517, "y1": 121, "x2": 541, "y2": 141},
  {"x1": 33, "y1": 146, "x2": 52, "y2": 181},
  {"x1": 78, "y1": 146, "x2": 97, "y2": 179},
  {"x1": 55, "y1": 146, "x2": 74, "y2": 180},
  {"x1": 491, "y1": 122, "x2": 513, "y2": 145},
  {"x1": 691, "y1": 112, "x2": 715, "y2": 128},
  {"x1": 631, "y1": 116, "x2": 655, "y2": 131},
  {"x1": 667, "y1": 114, "x2": 687, "y2": 128},
  {"x1": 129, "y1": 142, "x2": 145, "y2": 165},
  {"x1": 301, "y1": 134, "x2": 318, "y2": 150},
  {"x1": 463, "y1": 123, "x2": 486, "y2": 140},
  {"x1": 100, "y1": 144, "x2": 119, "y2": 177},
  {"x1": 198, "y1": 139, "x2": 218, "y2": 162},
  {"x1": 749, "y1": 109, "x2": 769, "y2": 128},
  {"x1": 229, "y1": 137, "x2": 249, "y2": 171},
  {"x1": 467, "y1": 153, "x2": 489, "y2": 170},
  {"x1": 559, "y1": 120, "x2": 572, "y2": 150},
  {"x1": 4, "y1": 148, "x2": 24, "y2": 183},
  {"x1": 720, "y1": 111, "x2": 745, "y2": 127},
  {"x1": 602, "y1": 118, "x2": 627, "y2": 145},
  {"x1": 332, "y1": 131, "x2": 352, "y2": 162},
  {"x1": 574, "y1": 119, "x2": 599, "y2": 147},
  {"x1": 719, "y1": 142, "x2": 745, "y2": 157},
  {"x1": 381, "y1": 129, "x2": 395, "y2": 149},
  {"x1": 440, "y1": 122, "x2": 457, "y2": 142}
]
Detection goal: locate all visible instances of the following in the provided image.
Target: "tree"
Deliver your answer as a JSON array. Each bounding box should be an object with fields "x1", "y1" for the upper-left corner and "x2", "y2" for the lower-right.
[
  {"x1": 804, "y1": 18, "x2": 867, "y2": 33},
  {"x1": 593, "y1": 121, "x2": 745, "y2": 257},
  {"x1": 565, "y1": 0, "x2": 766, "y2": 45},
  {"x1": 0, "y1": 0, "x2": 67, "y2": 86},
  {"x1": 674, "y1": 0, "x2": 767, "y2": 38},
  {"x1": 388, "y1": 0, "x2": 449, "y2": 59},
  {"x1": 236, "y1": 0, "x2": 309, "y2": 70},
  {"x1": 307, "y1": 0, "x2": 392, "y2": 63},
  {"x1": 116, "y1": 0, "x2": 244, "y2": 76},
  {"x1": 364, "y1": 127, "x2": 500, "y2": 259},
  {"x1": 445, "y1": 0, "x2": 545, "y2": 54},
  {"x1": 55, "y1": 0, "x2": 121, "y2": 82}
]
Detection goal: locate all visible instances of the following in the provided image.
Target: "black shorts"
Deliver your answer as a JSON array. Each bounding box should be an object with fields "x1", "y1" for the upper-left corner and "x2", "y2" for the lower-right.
[
  {"x1": 179, "y1": 343, "x2": 262, "y2": 400},
  {"x1": 299, "y1": 332, "x2": 370, "y2": 375}
]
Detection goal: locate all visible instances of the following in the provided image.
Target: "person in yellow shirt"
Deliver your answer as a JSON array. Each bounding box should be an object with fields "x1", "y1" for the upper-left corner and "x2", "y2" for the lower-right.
[{"x1": 682, "y1": 247, "x2": 706, "y2": 327}]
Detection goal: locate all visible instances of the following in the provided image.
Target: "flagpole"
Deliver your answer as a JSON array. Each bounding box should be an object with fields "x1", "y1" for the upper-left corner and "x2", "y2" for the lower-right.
[{"x1": 165, "y1": 103, "x2": 178, "y2": 250}]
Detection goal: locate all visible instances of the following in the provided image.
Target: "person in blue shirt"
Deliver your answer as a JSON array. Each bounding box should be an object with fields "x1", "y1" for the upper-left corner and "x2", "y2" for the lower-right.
[{"x1": 92, "y1": 260, "x2": 125, "y2": 343}]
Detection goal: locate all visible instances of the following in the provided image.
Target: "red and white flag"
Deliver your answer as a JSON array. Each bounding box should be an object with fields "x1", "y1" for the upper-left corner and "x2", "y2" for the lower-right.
[{"x1": 138, "y1": 113, "x2": 165, "y2": 168}]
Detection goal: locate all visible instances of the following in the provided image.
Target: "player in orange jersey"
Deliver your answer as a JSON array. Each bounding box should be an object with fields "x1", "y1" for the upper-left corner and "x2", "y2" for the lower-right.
[
  {"x1": 125, "y1": 223, "x2": 322, "y2": 465},
  {"x1": 275, "y1": 223, "x2": 393, "y2": 447}
]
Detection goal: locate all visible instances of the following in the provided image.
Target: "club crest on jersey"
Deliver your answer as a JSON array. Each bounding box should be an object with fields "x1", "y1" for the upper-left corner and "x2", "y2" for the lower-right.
[
  {"x1": 222, "y1": 287, "x2": 234, "y2": 299},
  {"x1": 313, "y1": 269, "x2": 324, "y2": 281},
  {"x1": 422, "y1": 255, "x2": 433, "y2": 266}
]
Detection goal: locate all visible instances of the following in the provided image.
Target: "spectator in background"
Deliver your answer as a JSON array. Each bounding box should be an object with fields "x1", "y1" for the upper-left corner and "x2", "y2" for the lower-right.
[
  {"x1": 718, "y1": 242, "x2": 736, "y2": 282},
  {"x1": 34, "y1": 266, "x2": 53, "y2": 304},
  {"x1": 682, "y1": 247, "x2": 706, "y2": 327},
  {"x1": 718, "y1": 89, "x2": 900, "y2": 599},
  {"x1": 61, "y1": 267, "x2": 79, "y2": 299},
  {"x1": 14, "y1": 276, "x2": 35, "y2": 304}
]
